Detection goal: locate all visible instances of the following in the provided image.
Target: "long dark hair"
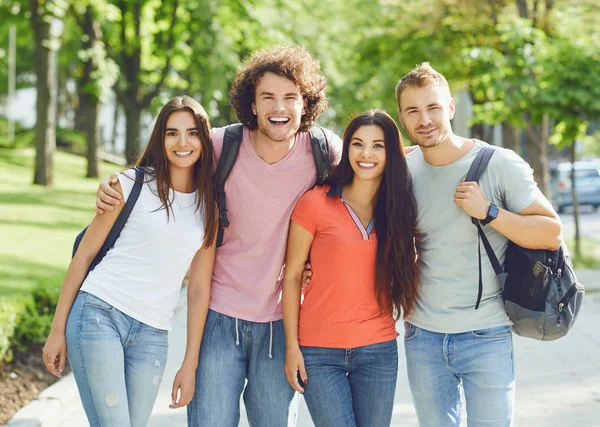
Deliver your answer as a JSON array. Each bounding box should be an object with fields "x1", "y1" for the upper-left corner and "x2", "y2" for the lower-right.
[
  {"x1": 327, "y1": 109, "x2": 420, "y2": 318},
  {"x1": 135, "y1": 95, "x2": 217, "y2": 249}
]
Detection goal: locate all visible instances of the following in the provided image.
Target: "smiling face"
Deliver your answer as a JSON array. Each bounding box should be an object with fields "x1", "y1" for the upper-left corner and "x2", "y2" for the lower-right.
[
  {"x1": 398, "y1": 84, "x2": 455, "y2": 149},
  {"x1": 348, "y1": 124, "x2": 386, "y2": 183},
  {"x1": 251, "y1": 71, "x2": 306, "y2": 143},
  {"x1": 164, "y1": 110, "x2": 202, "y2": 171}
]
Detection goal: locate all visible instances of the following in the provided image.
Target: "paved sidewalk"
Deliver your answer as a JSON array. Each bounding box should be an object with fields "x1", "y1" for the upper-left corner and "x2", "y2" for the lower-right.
[{"x1": 9, "y1": 270, "x2": 600, "y2": 426}]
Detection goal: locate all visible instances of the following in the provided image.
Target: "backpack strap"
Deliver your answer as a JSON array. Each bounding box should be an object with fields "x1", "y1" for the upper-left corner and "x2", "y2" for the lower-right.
[
  {"x1": 216, "y1": 124, "x2": 244, "y2": 247},
  {"x1": 103, "y1": 166, "x2": 144, "y2": 250},
  {"x1": 309, "y1": 126, "x2": 331, "y2": 185},
  {"x1": 465, "y1": 145, "x2": 503, "y2": 309}
]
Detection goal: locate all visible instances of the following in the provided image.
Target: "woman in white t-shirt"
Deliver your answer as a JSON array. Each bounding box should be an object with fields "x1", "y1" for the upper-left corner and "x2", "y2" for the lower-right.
[{"x1": 42, "y1": 96, "x2": 218, "y2": 427}]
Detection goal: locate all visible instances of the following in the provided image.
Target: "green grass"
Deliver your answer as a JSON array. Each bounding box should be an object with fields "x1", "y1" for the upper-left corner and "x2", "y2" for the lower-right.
[
  {"x1": 565, "y1": 238, "x2": 600, "y2": 269},
  {"x1": 0, "y1": 148, "x2": 116, "y2": 296}
]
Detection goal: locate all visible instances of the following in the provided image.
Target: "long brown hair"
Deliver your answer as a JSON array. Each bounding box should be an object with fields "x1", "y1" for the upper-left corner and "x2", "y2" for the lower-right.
[
  {"x1": 135, "y1": 96, "x2": 217, "y2": 249},
  {"x1": 326, "y1": 110, "x2": 420, "y2": 318},
  {"x1": 229, "y1": 45, "x2": 328, "y2": 132}
]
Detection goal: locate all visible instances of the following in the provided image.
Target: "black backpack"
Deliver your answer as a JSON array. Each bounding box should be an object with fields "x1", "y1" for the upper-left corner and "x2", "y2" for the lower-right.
[
  {"x1": 466, "y1": 146, "x2": 585, "y2": 341},
  {"x1": 72, "y1": 167, "x2": 144, "y2": 276},
  {"x1": 215, "y1": 124, "x2": 331, "y2": 247}
]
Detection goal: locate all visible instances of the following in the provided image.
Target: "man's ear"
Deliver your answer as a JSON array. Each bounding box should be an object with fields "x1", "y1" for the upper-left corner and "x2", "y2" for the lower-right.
[
  {"x1": 449, "y1": 98, "x2": 456, "y2": 120},
  {"x1": 302, "y1": 97, "x2": 308, "y2": 115},
  {"x1": 252, "y1": 103, "x2": 257, "y2": 116}
]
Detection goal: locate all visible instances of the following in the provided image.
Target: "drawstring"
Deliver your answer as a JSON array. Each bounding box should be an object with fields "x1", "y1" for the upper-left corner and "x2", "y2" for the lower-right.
[
  {"x1": 268, "y1": 321, "x2": 273, "y2": 359},
  {"x1": 234, "y1": 317, "x2": 273, "y2": 359}
]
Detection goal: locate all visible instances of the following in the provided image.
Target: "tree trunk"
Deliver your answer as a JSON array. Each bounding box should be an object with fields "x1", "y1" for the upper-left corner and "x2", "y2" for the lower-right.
[
  {"x1": 524, "y1": 124, "x2": 550, "y2": 198},
  {"x1": 570, "y1": 143, "x2": 581, "y2": 258},
  {"x1": 502, "y1": 122, "x2": 520, "y2": 155},
  {"x1": 79, "y1": 7, "x2": 103, "y2": 178},
  {"x1": 124, "y1": 106, "x2": 142, "y2": 164},
  {"x1": 31, "y1": 5, "x2": 56, "y2": 186}
]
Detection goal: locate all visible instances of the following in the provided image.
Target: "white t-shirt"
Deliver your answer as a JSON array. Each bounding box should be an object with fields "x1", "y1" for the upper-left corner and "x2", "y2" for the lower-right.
[{"x1": 81, "y1": 168, "x2": 205, "y2": 330}]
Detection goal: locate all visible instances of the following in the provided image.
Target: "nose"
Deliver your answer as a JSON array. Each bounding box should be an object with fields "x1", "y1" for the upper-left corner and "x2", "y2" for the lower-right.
[{"x1": 417, "y1": 111, "x2": 431, "y2": 127}]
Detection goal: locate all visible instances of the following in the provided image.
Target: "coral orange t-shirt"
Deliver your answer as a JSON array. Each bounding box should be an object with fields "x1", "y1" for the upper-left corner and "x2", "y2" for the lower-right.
[{"x1": 291, "y1": 184, "x2": 398, "y2": 348}]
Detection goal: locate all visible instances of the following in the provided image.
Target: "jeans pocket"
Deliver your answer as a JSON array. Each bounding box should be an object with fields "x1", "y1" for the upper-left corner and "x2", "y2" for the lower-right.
[
  {"x1": 84, "y1": 293, "x2": 114, "y2": 312},
  {"x1": 470, "y1": 325, "x2": 512, "y2": 339},
  {"x1": 403, "y1": 322, "x2": 419, "y2": 341}
]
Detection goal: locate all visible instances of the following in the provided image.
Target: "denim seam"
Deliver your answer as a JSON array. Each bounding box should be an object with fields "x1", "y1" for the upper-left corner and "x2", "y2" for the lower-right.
[
  {"x1": 76, "y1": 296, "x2": 101, "y2": 426},
  {"x1": 470, "y1": 332, "x2": 512, "y2": 339},
  {"x1": 404, "y1": 324, "x2": 420, "y2": 342},
  {"x1": 84, "y1": 294, "x2": 114, "y2": 312}
]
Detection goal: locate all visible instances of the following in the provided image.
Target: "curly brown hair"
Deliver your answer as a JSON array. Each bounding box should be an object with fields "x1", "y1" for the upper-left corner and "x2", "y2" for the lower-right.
[{"x1": 229, "y1": 45, "x2": 328, "y2": 132}]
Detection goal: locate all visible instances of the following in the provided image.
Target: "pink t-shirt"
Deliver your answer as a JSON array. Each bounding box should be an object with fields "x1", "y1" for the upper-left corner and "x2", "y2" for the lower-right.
[{"x1": 209, "y1": 126, "x2": 342, "y2": 322}]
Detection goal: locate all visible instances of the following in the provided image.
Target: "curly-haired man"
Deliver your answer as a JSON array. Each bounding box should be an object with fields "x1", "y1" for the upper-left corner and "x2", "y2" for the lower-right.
[{"x1": 95, "y1": 45, "x2": 342, "y2": 426}]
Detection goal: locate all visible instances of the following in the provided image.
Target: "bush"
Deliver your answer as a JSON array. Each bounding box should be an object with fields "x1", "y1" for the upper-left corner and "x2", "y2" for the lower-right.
[
  {"x1": 57, "y1": 128, "x2": 86, "y2": 153},
  {"x1": 10, "y1": 285, "x2": 61, "y2": 353},
  {"x1": 0, "y1": 296, "x2": 30, "y2": 364}
]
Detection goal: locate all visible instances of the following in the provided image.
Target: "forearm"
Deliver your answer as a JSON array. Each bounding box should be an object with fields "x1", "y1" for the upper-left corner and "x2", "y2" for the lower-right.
[
  {"x1": 50, "y1": 254, "x2": 94, "y2": 333},
  {"x1": 282, "y1": 275, "x2": 302, "y2": 351},
  {"x1": 489, "y1": 208, "x2": 562, "y2": 250},
  {"x1": 181, "y1": 284, "x2": 210, "y2": 369}
]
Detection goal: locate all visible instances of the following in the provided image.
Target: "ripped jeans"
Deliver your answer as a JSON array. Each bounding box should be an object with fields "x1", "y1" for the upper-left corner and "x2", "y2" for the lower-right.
[{"x1": 66, "y1": 291, "x2": 168, "y2": 427}]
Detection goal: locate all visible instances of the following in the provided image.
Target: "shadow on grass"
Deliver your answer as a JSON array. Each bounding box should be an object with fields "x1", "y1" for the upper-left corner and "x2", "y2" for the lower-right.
[
  {"x1": 0, "y1": 218, "x2": 86, "y2": 231},
  {"x1": 0, "y1": 255, "x2": 66, "y2": 297},
  {"x1": 0, "y1": 190, "x2": 97, "y2": 213},
  {"x1": 0, "y1": 149, "x2": 32, "y2": 168}
]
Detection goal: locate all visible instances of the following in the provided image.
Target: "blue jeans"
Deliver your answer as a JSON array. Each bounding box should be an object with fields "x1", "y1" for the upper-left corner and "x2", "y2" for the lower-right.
[
  {"x1": 404, "y1": 323, "x2": 515, "y2": 427},
  {"x1": 187, "y1": 309, "x2": 297, "y2": 427},
  {"x1": 300, "y1": 339, "x2": 398, "y2": 427},
  {"x1": 65, "y1": 291, "x2": 169, "y2": 427}
]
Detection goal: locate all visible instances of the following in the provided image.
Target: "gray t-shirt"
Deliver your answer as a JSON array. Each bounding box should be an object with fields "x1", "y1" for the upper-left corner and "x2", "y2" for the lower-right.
[{"x1": 406, "y1": 140, "x2": 541, "y2": 333}]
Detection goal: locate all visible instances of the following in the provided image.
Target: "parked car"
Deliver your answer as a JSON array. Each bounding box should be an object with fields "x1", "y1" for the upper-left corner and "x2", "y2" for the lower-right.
[{"x1": 550, "y1": 160, "x2": 600, "y2": 213}]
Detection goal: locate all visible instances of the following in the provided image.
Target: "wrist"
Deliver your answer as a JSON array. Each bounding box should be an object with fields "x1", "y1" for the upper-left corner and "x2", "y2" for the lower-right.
[
  {"x1": 481, "y1": 203, "x2": 499, "y2": 225},
  {"x1": 181, "y1": 357, "x2": 198, "y2": 370}
]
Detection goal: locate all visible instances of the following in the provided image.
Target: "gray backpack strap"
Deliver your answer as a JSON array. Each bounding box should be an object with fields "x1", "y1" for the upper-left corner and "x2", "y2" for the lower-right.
[
  {"x1": 465, "y1": 145, "x2": 503, "y2": 308},
  {"x1": 216, "y1": 124, "x2": 244, "y2": 247},
  {"x1": 308, "y1": 126, "x2": 331, "y2": 185}
]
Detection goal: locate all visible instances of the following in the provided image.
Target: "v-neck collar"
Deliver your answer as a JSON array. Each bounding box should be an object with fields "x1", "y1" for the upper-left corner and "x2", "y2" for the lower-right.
[
  {"x1": 327, "y1": 184, "x2": 375, "y2": 240},
  {"x1": 244, "y1": 127, "x2": 300, "y2": 168}
]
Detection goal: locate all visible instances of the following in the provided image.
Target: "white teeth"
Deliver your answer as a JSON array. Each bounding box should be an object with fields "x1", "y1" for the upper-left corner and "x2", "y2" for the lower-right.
[
  {"x1": 358, "y1": 162, "x2": 376, "y2": 168},
  {"x1": 174, "y1": 151, "x2": 192, "y2": 156},
  {"x1": 268, "y1": 117, "x2": 289, "y2": 123}
]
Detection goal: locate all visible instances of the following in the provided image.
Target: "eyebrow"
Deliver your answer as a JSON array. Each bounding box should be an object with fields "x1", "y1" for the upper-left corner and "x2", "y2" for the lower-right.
[
  {"x1": 351, "y1": 137, "x2": 385, "y2": 143},
  {"x1": 165, "y1": 128, "x2": 199, "y2": 131},
  {"x1": 258, "y1": 91, "x2": 300, "y2": 97},
  {"x1": 404, "y1": 102, "x2": 441, "y2": 111}
]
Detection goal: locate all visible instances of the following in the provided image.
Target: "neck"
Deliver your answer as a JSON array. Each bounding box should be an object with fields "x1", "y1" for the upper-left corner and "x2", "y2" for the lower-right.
[
  {"x1": 343, "y1": 176, "x2": 382, "y2": 207},
  {"x1": 421, "y1": 132, "x2": 474, "y2": 166},
  {"x1": 169, "y1": 167, "x2": 195, "y2": 193},
  {"x1": 248, "y1": 129, "x2": 296, "y2": 164}
]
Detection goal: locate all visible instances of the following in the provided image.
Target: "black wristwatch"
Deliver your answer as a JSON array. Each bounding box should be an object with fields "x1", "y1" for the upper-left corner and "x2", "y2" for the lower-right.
[{"x1": 481, "y1": 203, "x2": 499, "y2": 226}]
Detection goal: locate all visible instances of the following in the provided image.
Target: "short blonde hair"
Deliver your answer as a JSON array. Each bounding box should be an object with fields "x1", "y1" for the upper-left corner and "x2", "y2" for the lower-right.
[{"x1": 395, "y1": 62, "x2": 450, "y2": 108}]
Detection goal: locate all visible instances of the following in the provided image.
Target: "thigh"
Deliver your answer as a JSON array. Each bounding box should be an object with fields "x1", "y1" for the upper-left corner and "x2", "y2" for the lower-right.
[
  {"x1": 244, "y1": 319, "x2": 297, "y2": 427},
  {"x1": 403, "y1": 323, "x2": 462, "y2": 427},
  {"x1": 300, "y1": 346, "x2": 356, "y2": 427},
  {"x1": 458, "y1": 326, "x2": 515, "y2": 427},
  {"x1": 349, "y1": 339, "x2": 398, "y2": 427},
  {"x1": 66, "y1": 292, "x2": 131, "y2": 427},
  {"x1": 187, "y1": 310, "x2": 247, "y2": 427},
  {"x1": 124, "y1": 322, "x2": 169, "y2": 427}
]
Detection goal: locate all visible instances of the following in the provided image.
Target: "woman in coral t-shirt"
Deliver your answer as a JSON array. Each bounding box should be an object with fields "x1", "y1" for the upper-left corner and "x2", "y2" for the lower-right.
[{"x1": 282, "y1": 110, "x2": 420, "y2": 427}]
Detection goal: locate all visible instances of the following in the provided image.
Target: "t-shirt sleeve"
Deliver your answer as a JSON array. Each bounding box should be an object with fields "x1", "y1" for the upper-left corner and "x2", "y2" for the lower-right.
[
  {"x1": 117, "y1": 168, "x2": 137, "y2": 201},
  {"x1": 497, "y1": 148, "x2": 542, "y2": 213},
  {"x1": 291, "y1": 189, "x2": 321, "y2": 236},
  {"x1": 324, "y1": 128, "x2": 343, "y2": 167}
]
